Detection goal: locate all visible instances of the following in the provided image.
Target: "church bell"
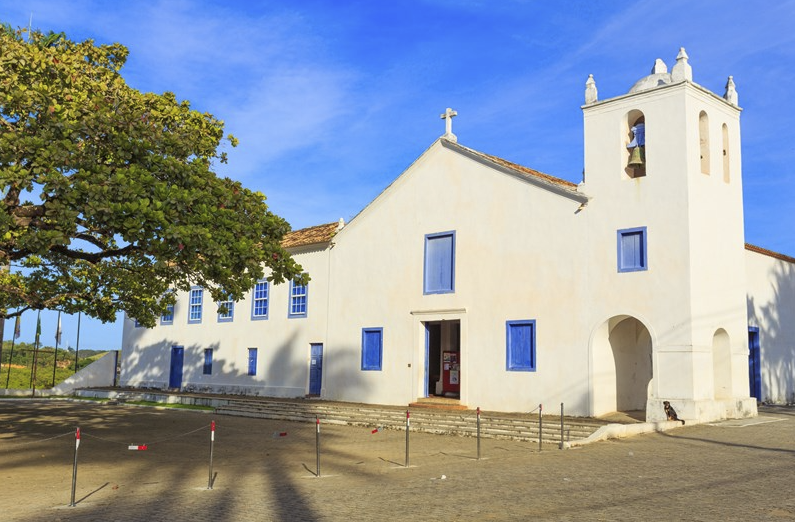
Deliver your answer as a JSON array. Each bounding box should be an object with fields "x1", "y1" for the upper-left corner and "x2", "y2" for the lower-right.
[{"x1": 628, "y1": 146, "x2": 645, "y2": 168}]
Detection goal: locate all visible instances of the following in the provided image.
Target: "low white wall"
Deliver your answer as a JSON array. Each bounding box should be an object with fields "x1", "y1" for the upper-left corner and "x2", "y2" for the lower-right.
[{"x1": 50, "y1": 351, "x2": 119, "y2": 395}]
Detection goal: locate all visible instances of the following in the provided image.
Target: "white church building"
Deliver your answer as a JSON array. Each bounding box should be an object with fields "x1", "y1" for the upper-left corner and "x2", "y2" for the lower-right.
[{"x1": 121, "y1": 49, "x2": 795, "y2": 423}]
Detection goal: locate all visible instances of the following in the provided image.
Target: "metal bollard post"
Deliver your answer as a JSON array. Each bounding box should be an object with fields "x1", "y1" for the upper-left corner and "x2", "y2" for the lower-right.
[
  {"x1": 538, "y1": 404, "x2": 543, "y2": 452},
  {"x1": 476, "y1": 407, "x2": 481, "y2": 461},
  {"x1": 69, "y1": 427, "x2": 80, "y2": 507},
  {"x1": 559, "y1": 403, "x2": 565, "y2": 450},
  {"x1": 208, "y1": 420, "x2": 215, "y2": 489},
  {"x1": 405, "y1": 410, "x2": 410, "y2": 467},
  {"x1": 316, "y1": 416, "x2": 321, "y2": 477}
]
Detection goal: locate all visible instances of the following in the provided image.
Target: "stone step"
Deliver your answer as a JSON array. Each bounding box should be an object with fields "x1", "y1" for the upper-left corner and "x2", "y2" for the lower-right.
[{"x1": 214, "y1": 400, "x2": 603, "y2": 443}]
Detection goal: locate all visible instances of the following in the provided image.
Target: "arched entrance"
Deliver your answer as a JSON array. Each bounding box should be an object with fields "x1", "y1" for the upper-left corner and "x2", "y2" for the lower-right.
[{"x1": 591, "y1": 315, "x2": 653, "y2": 417}]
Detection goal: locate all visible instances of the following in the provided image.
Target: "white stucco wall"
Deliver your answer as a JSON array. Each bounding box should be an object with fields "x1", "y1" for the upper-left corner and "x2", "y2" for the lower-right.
[
  {"x1": 746, "y1": 248, "x2": 795, "y2": 403},
  {"x1": 120, "y1": 246, "x2": 331, "y2": 397},
  {"x1": 323, "y1": 140, "x2": 593, "y2": 413}
]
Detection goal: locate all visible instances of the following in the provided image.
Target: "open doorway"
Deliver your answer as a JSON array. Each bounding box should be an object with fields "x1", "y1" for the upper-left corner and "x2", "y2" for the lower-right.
[
  {"x1": 591, "y1": 315, "x2": 652, "y2": 418},
  {"x1": 424, "y1": 320, "x2": 460, "y2": 398}
]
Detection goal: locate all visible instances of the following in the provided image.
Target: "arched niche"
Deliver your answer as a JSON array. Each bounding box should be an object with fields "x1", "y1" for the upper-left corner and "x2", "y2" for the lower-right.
[
  {"x1": 722, "y1": 123, "x2": 730, "y2": 183},
  {"x1": 699, "y1": 111, "x2": 710, "y2": 175},
  {"x1": 712, "y1": 329, "x2": 732, "y2": 399}
]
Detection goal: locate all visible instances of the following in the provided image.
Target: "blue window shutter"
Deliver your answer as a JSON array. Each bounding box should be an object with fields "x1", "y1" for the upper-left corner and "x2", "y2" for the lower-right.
[
  {"x1": 361, "y1": 328, "x2": 383, "y2": 371},
  {"x1": 248, "y1": 348, "x2": 258, "y2": 376},
  {"x1": 424, "y1": 232, "x2": 455, "y2": 294},
  {"x1": 617, "y1": 227, "x2": 647, "y2": 272},
  {"x1": 506, "y1": 320, "x2": 536, "y2": 371},
  {"x1": 203, "y1": 349, "x2": 213, "y2": 375}
]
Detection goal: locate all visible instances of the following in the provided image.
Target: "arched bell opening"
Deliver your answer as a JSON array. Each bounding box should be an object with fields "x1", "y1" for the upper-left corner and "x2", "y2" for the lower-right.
[{"x1": 624, "y1": 110, "x2": 646, "y2": 179}]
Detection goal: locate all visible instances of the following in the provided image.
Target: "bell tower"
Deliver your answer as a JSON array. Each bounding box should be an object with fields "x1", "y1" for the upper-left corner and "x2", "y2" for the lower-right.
[{"x1": 580, "y1": 48, "x2": 757, "y2": 422}]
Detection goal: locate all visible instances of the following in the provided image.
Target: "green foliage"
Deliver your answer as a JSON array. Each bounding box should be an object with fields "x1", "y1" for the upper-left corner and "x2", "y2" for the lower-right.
[
  {"x1": 0, "y1": 342, "x2": 104, "y2": 388},
  {"x1": 0, "y1": 26, "x2": 305, "y2": 326}
]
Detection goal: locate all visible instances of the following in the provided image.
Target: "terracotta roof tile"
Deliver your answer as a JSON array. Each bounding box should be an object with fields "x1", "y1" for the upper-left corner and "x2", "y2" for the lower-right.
[
  {"x1": 745, "y1": 243, "x2": 795, "y2": 264},
  {"x1": 454, "y1": 142, "x2": 579, "y2": 190},
  {"x1": 281, "y1": 222, "x2": 338, "y2": 249}
]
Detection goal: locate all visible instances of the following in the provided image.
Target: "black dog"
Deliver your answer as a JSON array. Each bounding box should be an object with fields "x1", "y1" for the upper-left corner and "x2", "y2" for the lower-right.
[{"x1": 663, "y1": 401, "x2": 685, "y2": 425}]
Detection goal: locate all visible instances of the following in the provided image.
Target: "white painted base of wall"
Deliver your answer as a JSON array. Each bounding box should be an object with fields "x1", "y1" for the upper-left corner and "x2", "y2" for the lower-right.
[
  {"x1": 646, "y1": 397, "x2": 758, "y2": 423},
  {"x1": 118, "y1": 381, "x2": 306, "y2": 399}
]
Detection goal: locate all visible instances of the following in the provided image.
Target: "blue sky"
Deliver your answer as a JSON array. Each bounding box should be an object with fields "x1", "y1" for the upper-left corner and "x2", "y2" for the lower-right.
[{"x1": 3, "y1": 0, "x2": 795, "y2": 352}]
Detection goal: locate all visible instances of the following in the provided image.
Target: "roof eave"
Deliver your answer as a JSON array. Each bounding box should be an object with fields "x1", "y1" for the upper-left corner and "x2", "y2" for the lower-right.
[{"x1": 440, "y1": 139, "x2": 590, "y2": 204}]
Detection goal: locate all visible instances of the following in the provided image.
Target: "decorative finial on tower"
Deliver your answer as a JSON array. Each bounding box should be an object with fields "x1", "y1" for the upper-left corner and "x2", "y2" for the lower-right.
[
  {"x1": 724, "y1": 75, "x2": 738, "y2": 105},
  {"x1": 585, "y1": 74, "x2": 598, "y2": 104},
  {"x1": 671, "y1": 47, "x2": 692, "y2": 82},
  {"x1": 440, "y1": 107, "x2": 458, "y2": 142},
  {"x1": 651, "y1": 58, "x2": 668, "y2": 74}
]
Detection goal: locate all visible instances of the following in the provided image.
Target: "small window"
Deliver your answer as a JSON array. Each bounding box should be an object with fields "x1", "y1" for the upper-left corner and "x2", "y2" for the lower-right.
[
  {"x1": 160, "y1": 303, "x2": 174, "y2": 325},
  {"x1": 617, "y1": 227, "x2": 648, "y2": 272},
  {"x1": 134, "y1": 317, "x2": 143, "y2": 328},
  {"x1": 188, "y1": 287, "x2": 203, "y2": 324},
  {"x1": 217, "y1": 293, "x2": 234, "y2": 322},
  {"x1": 247, "y1": 348, "x2": 258, "y2": 376},
  {"x1": 361, "y1": 328, "x2": 383, "y2": 371},
  {"x1": 424, "y1": 231, "x2": 455, "y2": 294},
  {"x1": 203, "y1": 349, "x2": 213, "y2": 375},
  {"x1": 289, "y1": 278, "x2": 308, "y2": 318},
  {"x1": 251, "y1": 280, "x2": 269, "y2": 320},
  {"x1": 506, "y1": 320, "x2": 536, "y2": 371}
]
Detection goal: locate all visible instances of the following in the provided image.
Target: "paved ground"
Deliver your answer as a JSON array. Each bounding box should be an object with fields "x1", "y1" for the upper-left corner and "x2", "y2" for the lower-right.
[{"x1": 0, "y1": 400, "x2": 793, "y2": 522}]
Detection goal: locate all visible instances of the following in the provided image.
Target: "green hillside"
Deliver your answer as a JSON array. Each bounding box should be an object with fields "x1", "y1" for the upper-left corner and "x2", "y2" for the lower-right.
[{"x1": 0, "y1": 341, "x2": 108, "y2": 389}]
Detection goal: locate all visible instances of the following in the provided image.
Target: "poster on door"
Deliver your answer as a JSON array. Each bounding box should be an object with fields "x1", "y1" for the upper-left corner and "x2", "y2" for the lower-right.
[{"x1": 442, "y1": 351, "x2": 460, "y2": 394}]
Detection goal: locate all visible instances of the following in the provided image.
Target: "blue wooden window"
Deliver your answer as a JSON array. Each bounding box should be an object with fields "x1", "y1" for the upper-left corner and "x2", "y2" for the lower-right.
[
  {"x1": 617, "y1": 227, "x2": 648, "y2": 272},
  {"x1": 424, "y1": 231, "x2": 455, "y2": 294},
  {"x1": 361, "y1": 327, "x2": 383, "y2": 371},
  {"x1": 289, "y1": 278, "x2": 308, "y2": 318},
  {"x1": 251, "y1": 280, "x2": 269, "y2": 320},
  {"x1": 188, "y1": 287, "x2": 203, "y2": 324},
  {"x1": 160, "y1": 303, "x2": 174, "y2": 325},
  {"x1": 203, "y1": 349, "x2": 213, "y2": 375},
  {"x1": 506, "y1": 320, "x2": 536, "y2": 371},
  {"x1": 748, "y1": 327, "x2": 761, "y2": 399},
  {"x1": 217, "y1": 293, "x2": 234, "y2": 322},
  {"x1": 134, "y1": 318, "x2": 143, "y2": 328},
  {"x1": 247, "y1": 348, "x2": 258, "y2": 376}
]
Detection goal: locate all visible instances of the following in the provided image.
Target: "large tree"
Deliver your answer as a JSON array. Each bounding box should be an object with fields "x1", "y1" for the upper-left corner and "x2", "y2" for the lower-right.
[{"x1": 0, "y1": 27, "x2": 304, "y2": 327}]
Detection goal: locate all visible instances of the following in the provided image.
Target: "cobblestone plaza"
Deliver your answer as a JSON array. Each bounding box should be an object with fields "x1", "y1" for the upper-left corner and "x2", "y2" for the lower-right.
[{"x1": 0, "y1": 401, "x2": 793, "y2": 521}]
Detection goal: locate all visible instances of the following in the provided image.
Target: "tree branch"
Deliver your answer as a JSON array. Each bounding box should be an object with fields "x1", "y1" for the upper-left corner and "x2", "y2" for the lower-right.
[{"x1": 50, "y1": 243, "x2": 139, "y2": 263}]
